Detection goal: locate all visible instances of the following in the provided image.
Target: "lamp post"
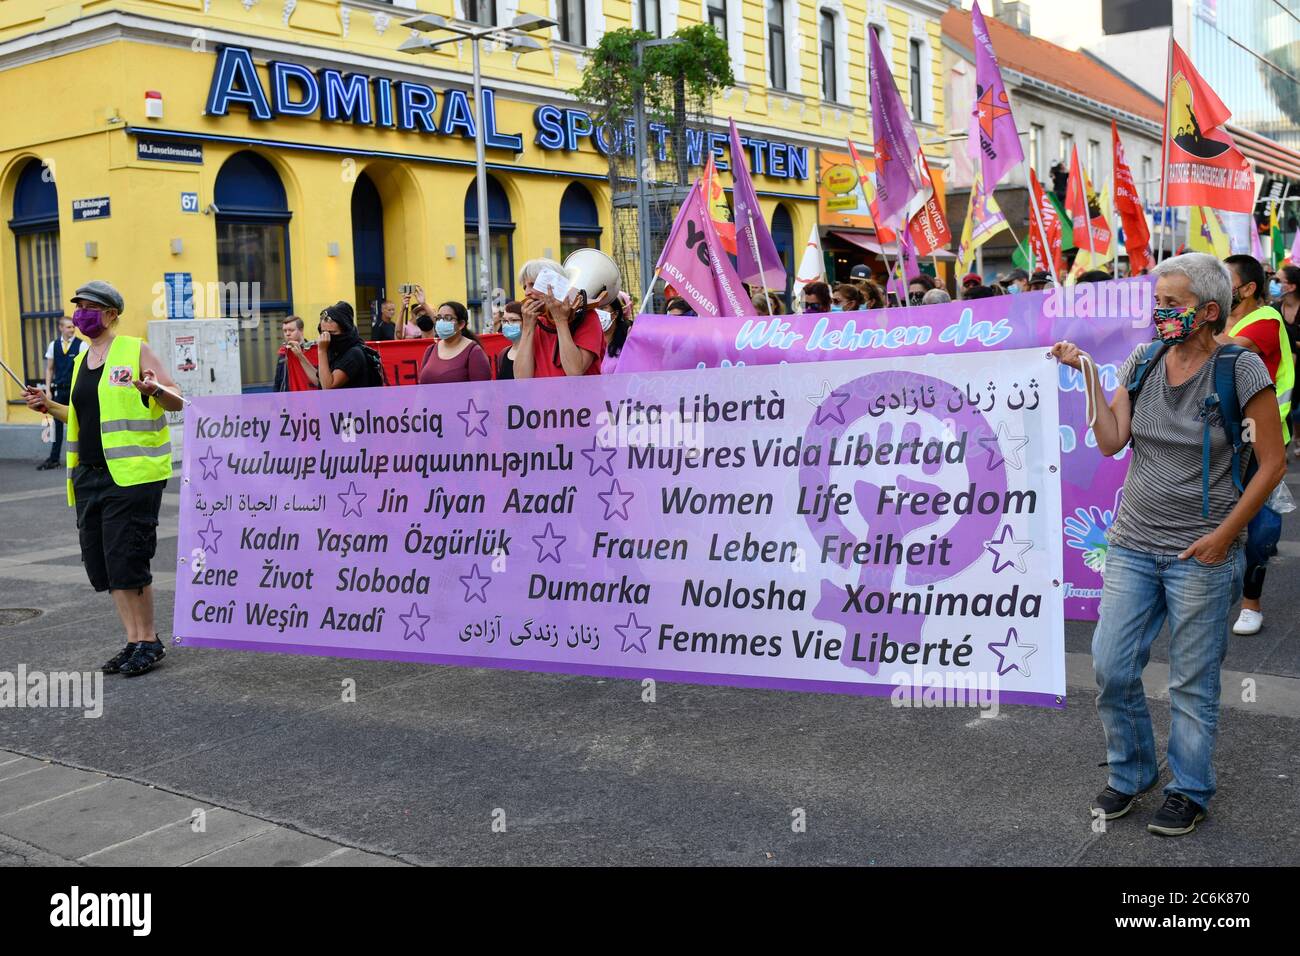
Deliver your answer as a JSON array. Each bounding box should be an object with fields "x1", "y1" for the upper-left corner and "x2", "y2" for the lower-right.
[{"x1": 401, "y1": 13, "x2": 555, "y2": 331}]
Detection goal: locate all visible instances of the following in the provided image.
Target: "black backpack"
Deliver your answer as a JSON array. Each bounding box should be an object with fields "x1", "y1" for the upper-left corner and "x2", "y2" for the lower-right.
[
  {"x1": 358, "y1": 344, "x2": 388, "y2": 388},
  {"x1": 1126, "y1": 341, "x2": 1255, "y2": 518}
]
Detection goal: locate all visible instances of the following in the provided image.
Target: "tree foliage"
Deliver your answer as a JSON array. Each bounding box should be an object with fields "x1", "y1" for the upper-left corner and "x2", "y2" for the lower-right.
[{"x1": 571, "y1": 24, "x2": 735, "y2": 130}]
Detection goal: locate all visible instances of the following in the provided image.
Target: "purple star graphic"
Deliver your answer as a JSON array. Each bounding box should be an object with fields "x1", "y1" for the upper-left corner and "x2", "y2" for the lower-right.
[
  {"x1": 197, "y1": 518, "x2": 222, "y2": 554},
  {"x1": 459, "y1": 563, "x2": 492, "y2": 604},
  {"x1": 988, "y1": 627, "x2": 1038, "y2": 677},
  {"x1": 615, "y1": 613, "x2": 651, "y2": 654},
  {"x1": 977, "y1": 421, "x2": 1030, "y2": 470},
  {"x1": 581, "y1": 435, "x2": 618, "y2": 477},
  {"x1": 532, "y1": 522, "x2": 566, "y2": 564},
  {"x1": 983, "y1": 524, "x2": 1033, "y2": 574},
  {"x1": 458, "y1": 398, "x2": 490, "y2": 438},
  {"x1": 807, "y1": 381, "x2": 851, "y2": 426},
  {"x1": 597, "y1": 478, "x2": 635, "y2": 520},
  {"x1": 197, "y1": 446, "x2": 222, "y2": 481},
  {"x1": 338, "y1": 480, "x2": 367, "y2": 518},
  {"x1": 399, "y1": 602, "x2": 430, "y2": 642}
]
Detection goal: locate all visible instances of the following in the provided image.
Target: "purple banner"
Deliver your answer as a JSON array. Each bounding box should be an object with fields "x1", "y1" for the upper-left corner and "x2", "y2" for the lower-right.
[
  {"x1": 615, "y1": 279, "x2": 1156, "y2": 621},
  {"x1": 175, "y1": 349, "x2": 1064, "y2": 707}
]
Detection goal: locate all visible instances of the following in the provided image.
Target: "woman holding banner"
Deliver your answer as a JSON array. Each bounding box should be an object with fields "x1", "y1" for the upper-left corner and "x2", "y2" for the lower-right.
[
  {"x1": 1052, "y1": 253, "x2": 1285, "y2": 836},
  {"x1": 22, "y1": 281, "x2": 183, "y2": 677}
]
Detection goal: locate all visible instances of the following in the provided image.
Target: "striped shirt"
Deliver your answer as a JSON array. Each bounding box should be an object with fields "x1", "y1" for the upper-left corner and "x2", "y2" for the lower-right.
[{"x1": 1107, "y1": 343, "x2": 1273, "y2": 555}]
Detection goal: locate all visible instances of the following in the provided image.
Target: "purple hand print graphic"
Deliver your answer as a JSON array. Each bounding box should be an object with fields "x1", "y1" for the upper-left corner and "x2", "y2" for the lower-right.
[{"x1": 801, "y1": 370, "x2": 1009, "y2": 677}]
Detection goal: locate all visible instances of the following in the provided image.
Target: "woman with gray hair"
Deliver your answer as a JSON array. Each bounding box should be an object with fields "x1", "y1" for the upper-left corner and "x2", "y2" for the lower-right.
[
  {"x1": 921, "y1": 288, "x2": 951, "y2": 306},
  {"x1": 1052, "y1": 252, "x2": 1285, "y2": 837}
]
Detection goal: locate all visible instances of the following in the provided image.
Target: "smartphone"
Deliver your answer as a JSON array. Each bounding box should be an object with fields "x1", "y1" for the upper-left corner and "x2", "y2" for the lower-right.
[
  {"x1": 531, "y1": 268, "x2": 572, "y2": 301},
  {"x1": 400, "y1": 283, "x2": 415, "y2": 295}
]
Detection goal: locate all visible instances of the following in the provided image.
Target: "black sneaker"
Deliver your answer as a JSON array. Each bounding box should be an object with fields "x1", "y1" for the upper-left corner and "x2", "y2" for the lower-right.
[
  {"x1": 36, "y1": 460, "x2": 59, "y2": 471},
  {"x1": 119, "y1": 639, "x2": 165, "y2": 677},
  {"x1": 1147, "y1": 794, "x2": 1206, "y2": 836},
  {"x1": 102, "y1": 643, "x2": 136, "y2": 675},
  {"x1": 1091, "y1": 778, "x2": 1157, "y2": 820}
]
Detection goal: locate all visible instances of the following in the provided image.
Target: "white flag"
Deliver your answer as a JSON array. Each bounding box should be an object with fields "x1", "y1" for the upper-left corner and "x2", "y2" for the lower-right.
[{"x1": 793, "y1": 224, "x2": 825, "y2": 300}]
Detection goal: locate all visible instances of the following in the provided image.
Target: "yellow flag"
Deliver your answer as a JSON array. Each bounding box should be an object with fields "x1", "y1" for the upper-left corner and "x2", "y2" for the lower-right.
[
  {"x1": 1074, "y1": 179, "x2": 1117, "y2": 272},
  {"x1": 955, "y1": 169, "x2": 1008, "y2": 275},
  {"x1": 1188, "y1": 206, "x2": 1230, "y2": 258}
]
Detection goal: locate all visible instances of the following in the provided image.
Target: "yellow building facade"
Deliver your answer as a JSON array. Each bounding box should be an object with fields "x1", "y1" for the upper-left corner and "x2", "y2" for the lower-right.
[{"x1": 0, "y1": 0, "x2": 947, "y2": 413}]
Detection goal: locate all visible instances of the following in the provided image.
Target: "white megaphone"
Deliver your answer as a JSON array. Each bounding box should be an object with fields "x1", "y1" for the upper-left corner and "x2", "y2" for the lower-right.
[{"x1": 562, "y1": 248, "x2": 621, "y2": 311}]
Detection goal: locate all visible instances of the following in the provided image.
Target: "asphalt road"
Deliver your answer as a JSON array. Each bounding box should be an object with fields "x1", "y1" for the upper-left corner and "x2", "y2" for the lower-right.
[{"x1": 0, "y1": 457, "x2": 1296, "y2": 866}]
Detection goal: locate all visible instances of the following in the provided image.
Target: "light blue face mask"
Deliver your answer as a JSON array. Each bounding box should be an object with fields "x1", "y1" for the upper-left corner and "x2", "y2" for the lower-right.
[
  {"x1": 1007, "y1": 283, "x2": 1022, "y2": 294},
  {"x1": 502, "y1": 322, "x2": 521, "y2": 342},
  {"x1": 1270, "y1": 280, "x2": 1283, "y2": 299},
  {"x1": 831, "y1": 304, "x2": 844, "y2": 312},
  {"x1": 435, "y1": 319, "x2": 457, "y2": 339}
]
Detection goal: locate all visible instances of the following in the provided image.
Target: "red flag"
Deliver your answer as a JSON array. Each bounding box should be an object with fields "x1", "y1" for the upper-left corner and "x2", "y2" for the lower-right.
[
  {"x1": 1163, "y1": 40, "x2": 1254, "y2": 213},
  {"x1": 846, "y1": 139, "x2": 895, "y2": 243},
  {"x1": 1029, "y1": 171, "x2": 1064, "y2": 277},
  {"x1": 1112, "y1": 120, "x2": 1153, "y2": 273},
  {"x1": 701, "y1": 155, "x2": 738, "y2": 256},
  {"x1": 1066, "y1": 145, "x2": 1111, "y2": 258},
  {"x1": 906, "y1": 150, "x2": 952, "y2": 257}
]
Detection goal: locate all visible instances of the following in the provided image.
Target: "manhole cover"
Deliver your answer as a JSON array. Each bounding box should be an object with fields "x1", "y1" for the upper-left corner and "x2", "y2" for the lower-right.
[{"x1": 0, "y1": 608, "x2": 42, "y2": 627}]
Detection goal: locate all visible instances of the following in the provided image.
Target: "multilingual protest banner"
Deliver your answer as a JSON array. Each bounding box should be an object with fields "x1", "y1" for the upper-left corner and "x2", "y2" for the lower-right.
[
  {"x1": 615, "y1": 279, "x2": 1154, "y2": 621},
  {"x1": 176, "y1": 348, "x2": 1065, "y2": 708}
]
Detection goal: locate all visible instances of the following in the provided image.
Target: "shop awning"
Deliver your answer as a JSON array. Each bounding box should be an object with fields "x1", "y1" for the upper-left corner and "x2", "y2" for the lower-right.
[
  {"x1": 831, "y1": 231, "x2": 957, "y2": 260},
  {"x1": 1228, "y1": 124, "x2": 1300, "y2": 180}
]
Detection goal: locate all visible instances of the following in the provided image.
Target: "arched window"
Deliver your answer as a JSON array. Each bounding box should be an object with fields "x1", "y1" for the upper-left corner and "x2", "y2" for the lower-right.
[
  {"x1": 770, "y1": 204, "x2": 795, "y2": 310},
  {"x1": 465, "y1": 175, "x2": 515, "y2": 312},
  {"x1": 8, "y1": 159, "x2": 61, "y2": 384},
  {"x1": 559, "y1": 182, "x2": 602, "y2": 261},
  {"x1": 214, "y1": 151, "x2": 293, "y2": 391},
  {"x1": 351, "y1": 172, "x2": 386, "y2": 338}
]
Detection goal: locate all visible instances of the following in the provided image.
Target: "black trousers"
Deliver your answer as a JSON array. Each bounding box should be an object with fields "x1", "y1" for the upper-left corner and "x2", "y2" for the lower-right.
[{"x1": 72, "y1": 465, "x2": 166, "y2": 592}]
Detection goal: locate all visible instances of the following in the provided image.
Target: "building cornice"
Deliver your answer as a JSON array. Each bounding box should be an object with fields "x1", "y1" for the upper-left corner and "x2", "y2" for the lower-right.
[{"x1": 0, "y1": 9, "x2": 949, "y2": 164}]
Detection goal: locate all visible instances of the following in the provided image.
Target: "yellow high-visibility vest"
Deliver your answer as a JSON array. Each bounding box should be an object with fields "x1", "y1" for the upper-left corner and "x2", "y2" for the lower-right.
[
  {"x1": 1230, "y1": 306, "x2": 1294, "y2": 445},
  {"x1": 65, "y1": 335, "x2": 172, "y2": 505}
]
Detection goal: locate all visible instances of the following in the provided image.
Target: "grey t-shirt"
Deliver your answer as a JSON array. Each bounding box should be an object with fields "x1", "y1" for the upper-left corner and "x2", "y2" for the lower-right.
[{"x1": 1107, "y1": 343, "x2": 1274, "y2": 555}]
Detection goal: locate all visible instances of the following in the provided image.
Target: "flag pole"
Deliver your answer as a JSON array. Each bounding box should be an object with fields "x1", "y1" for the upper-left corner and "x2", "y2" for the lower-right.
[
  {"x1": 745, "y1": 210, "x2": 775, "y2": 311},
  {"x1": 1156, "y1": 34, "x2": 1173, "y2": 263},
  {"x1": 1024, "y1": 160, "x2": 1059, "y2": 285},
  {"x1": 1111, "y1": 178, "x2": 1121, "y2": 275},
  {"x1": 638, "y1": 275, "x2": 658, "y2": 315}
]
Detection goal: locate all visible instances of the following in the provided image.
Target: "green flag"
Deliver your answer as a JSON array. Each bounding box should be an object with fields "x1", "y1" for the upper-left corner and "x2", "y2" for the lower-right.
[{"x1": 1047, "y1": 191, "x2": 1075, "y2": 250}]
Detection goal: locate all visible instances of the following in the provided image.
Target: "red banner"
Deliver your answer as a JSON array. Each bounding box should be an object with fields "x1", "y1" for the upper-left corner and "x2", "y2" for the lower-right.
[
  {"x1": 1029, "y1": 171, "x2": 1065, "y2": 277},
  {"x1": 1112, "y1": 120, "x2": 1154, "y2": 272},
  {"x1": 1163, "y1": 40, "x2": 1255, "y2": 213},
  {"x1": 907, "y1": 151, "x2": 952, "y2": 257},
  {"x1": 286, "y1": 335, "x2": 510, "y2": 391},
  {"x1": 1065, "y1": 145, "x2": 1112, "y2": 257}
]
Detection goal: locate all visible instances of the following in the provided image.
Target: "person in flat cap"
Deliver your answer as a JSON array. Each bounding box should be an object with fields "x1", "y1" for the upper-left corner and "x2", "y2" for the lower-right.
[{"x1": 23, "y1": 280, "x2": 183, "y2": 677}]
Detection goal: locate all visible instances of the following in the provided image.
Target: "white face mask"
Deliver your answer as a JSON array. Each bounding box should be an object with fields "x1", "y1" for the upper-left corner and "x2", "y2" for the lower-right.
[{"x1": 596, "y1": 309, "x2": 614, "y2": 332}]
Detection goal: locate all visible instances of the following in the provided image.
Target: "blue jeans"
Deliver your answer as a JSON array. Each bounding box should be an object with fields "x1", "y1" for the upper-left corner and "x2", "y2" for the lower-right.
[{"x1": 1092, "y1": 543, "x2": 1244, "y2": 808}]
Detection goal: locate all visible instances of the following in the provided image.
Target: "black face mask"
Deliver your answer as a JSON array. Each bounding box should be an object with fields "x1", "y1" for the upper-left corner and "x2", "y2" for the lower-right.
[
  {"x1": 908, "y1": 292, "x2": 925, "y2": 305},
  {"x1": 416, "y1": 315, "x2": 434, "y2": 333}
]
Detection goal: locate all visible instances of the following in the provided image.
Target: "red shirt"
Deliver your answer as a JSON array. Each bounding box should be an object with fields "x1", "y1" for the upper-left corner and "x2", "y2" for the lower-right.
[
  {"x1": 529, "y1": 310, "x2": 605, "y2": 377},
  {"x1": 1235, "y1": 309, "x2": 1283, "y2": 381}
]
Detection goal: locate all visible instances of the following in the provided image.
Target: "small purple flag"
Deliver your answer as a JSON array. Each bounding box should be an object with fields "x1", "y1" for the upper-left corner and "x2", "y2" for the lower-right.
[
  {"x1": 655, "y1": 180, "x2": 756, "y2": 317},
  {"x1": 869, "y1": 28, "x2": 928, "y2": 230},
  {"x1": 728, "y1": 119, "x2": 787, "y2": 290},
  {"x1": 970, "y1": 1, "x2": 1024, "y2": 191}
]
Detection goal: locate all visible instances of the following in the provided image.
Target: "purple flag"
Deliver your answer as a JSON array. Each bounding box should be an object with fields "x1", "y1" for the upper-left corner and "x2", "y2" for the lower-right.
[
  {"x1": 868, "y1": 28, "x2": 928, "y2": 230},
  {"x1": 970, "y1": 1, "x2": 1024, "y2": 190},
  {"x1": 655, "y1": 180, "x2": 755, "y2": 317},
  {"x1": 728, "y1": 119, "x2": 787, "y2": 290}
]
